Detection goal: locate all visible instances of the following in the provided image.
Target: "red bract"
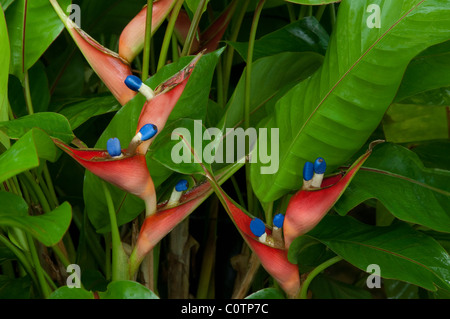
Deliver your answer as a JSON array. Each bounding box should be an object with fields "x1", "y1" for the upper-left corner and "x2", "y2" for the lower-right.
[
  {"x1": 129, "y1": 180, "x2": 213, "y2": 277},
  {"x1": 133, "y1": 52, "x2": 203, "y2": 155},
  {"x1": 283, "y1": 144, "x2": 378, "y2": 249},
  {"x1": 215, "y1": 187, "x2": 300, "y2": 298},
  {"x1": 52, "y1": 138, "x2": 157, "y2": 216},
  {"x1": 119, "y1": 0, "x2": 176, "y2": 63},
  {"x1": 49, "y1": 0, "x2": 136, "y2": 106}
]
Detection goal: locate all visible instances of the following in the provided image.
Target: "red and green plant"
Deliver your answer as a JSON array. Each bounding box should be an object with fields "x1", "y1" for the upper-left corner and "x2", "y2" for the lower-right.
[{"x1": 0, "y1": 0, "x2": 449, "y2": 300}]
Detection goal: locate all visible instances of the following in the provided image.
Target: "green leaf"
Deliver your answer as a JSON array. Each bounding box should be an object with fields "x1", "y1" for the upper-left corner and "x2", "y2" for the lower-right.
[
  {"x1": 285, "y1": 0, "x2": 339, "y2": 4},
  {"x1": 83, "y1": 50, "x2": 222, "y2": 232},
  {"x1": 335, "y1": 143, "x2": 450, "y2": 233},
  {"x1": 59, "y1": 95, "x2": 121, "y2": 130},
  {"x1": 411, "y1": 141, "x2": 450, "y2": 171},
  {"x1": 383, "y1": 279, "x2": 419, "y2": 299},
  {"x1": 151, "y1": 118, "x2": 213, "y2": 175},
  {"x1": 6, "y1": 0, "x2": 71, "y2": 81},
  {"x1": 382, "y1": 103, "x2": 449, "y2": 143},
  {"x1": 245, "y1": 288, "x2": 286, "y2": 299},
  {"x1": 0, "y1": 112, "x2": 74, "y2": 144},
  {"x1": 287, "y1": 236, "x2": 336, "y2": 273},
  {"x1": 251, "y1": 0, "x2": 450, "y2": 202},
  {"x1": 49, "y1": 286, "x2": 94, "y2": 299},
  {"x1": 0, "y1": 275, "x2": 32, "y2": 299},
  {"x1": 0, "y1": 128, "x2": 58, "y2": 183},
  {"x1": 309, "y1": 275, "x2": 373, "y2": 299},
  {"x1": 222, "y1": 51, "x2": 324, "y2": 130},
  {"x1": 8, "y1": 61, "x2": 51, "y2": 117},
  {"x1": 305, "y1": 215, "x2": 450, "y2": 292},
  {"x1": 0, "y1": 8, "x2": 9, "y2": 148},
  {"x1": 395, "y1": 40, "x2": 450, "y2": 102},
  {"x1": 97, "y1": 281, "x2": 159, "y2": 299},
  {"x1": 1, "y1": 0, "x2": 15, "y2": 11},
  {"x1": 228, "y1": 17, "x2": 329, "y2": 62},
  {"x1": 0, "y1": 191, "x2": 72, "y2": 246}
]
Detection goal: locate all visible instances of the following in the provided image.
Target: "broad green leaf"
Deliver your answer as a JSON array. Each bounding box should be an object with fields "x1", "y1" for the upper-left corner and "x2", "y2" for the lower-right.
[
  {"x1": 383, "y1": 103, "x2": 449, "y2": 143},
  {"x1": 151, "y1": 118, "x2": 213, "y2": 175},
  {"x1": 383, "y1": 279, "x2": 419, "y2": 299},
  {"x1": 0, "y1": 191, "x2": 72, "y2": 246},
  {"x1": 59, "y1": 95, "x2": 121, "y2": 130},
  {"x1": 309, "y1": 275, "x2": 373, "y2": 299},
  {"x1": 8, "y1": 61, "x2": 51, "y2": 117},
  {"x1": 0, "y1": 112, "x2": 74, "y2": 143},
  {"x1": 0, "y1": 8, "x2": 9, "y2": 148},
  {"x1": 287, "y1": 236, "x2": 336, "y2": 273},
  {"x1": 0, "y1": 275, "x2": 32, "y2": 299},
  {"x1": 335, "y1": 143, "x2": 450, "y2": 233},
  {"x1": 49, "y1": 286, "x2": 94, "y2": 299},
  {"x1": 251, "y1": 0, "x2": 450, "y2": 203},
  {"x1": 411, "y1": 140, "x2": 450, "y2": 171},
  {"x1": 1, "y1": 0, "x2": 15, "y2": 11},
  {"x1": 6, "y1": 0, "x2": 71, "y2": 81},
  {"x1": 395, "y1": 40, "x2": 450, "y2": 102},
  {"x1": 245, "y1": 288, "x2": 286, "y2": 299},
  {"x1": 97, "y1": 281, "x2": 159, "y2": 299},
  {"x1": 285, "y1": 0, "x2": 339, "y2": 4},
  {"x1": 228, "y1": 17, "x2": 329, "y2": 62},
  {"x1": 0, "y1": 128, "x2": 57, "y2": 183},
  {"x1": 222, "y1": 52, "x2": 324, "y2": 130},
  {"x1": 82, "y1": 50, "x2": 222, "y2": 232},
  {"x1": 305, "y1": 215, "x2": 450, "y2": 292}
]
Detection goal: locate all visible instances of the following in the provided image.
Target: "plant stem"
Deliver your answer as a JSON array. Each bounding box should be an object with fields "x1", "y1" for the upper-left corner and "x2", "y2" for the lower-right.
[
  {"x1": 181, "y1": 0, "x2": 207, "y2": 57},
  {"x1": 298, "y1": 255, "x2": 343, "y2": 299},
  {"x1": 196, "y1": 198, "x2": 218, "y2": 299},
  {"x1": 0, "y1": 233, "x2": 38, "y2": 287},
  {"x1": 26, "y1": 234, "x2": 52, "y2": 298},
  {"x1": 244, "y1": 0, "x2": 265, "y2": 215},
  {"x1": 142, "y1": 0, "x2": 153, "y2": 81},
  {"x1": 102, "y1": 182, "x2": 128, "y2": 281},
  {"x1": 223, "y1": 0, "x2": 250, "y2": 101},
  {"x1": 329, "y1": 3, "x2": 336, "y2": 31},
  {"x1": 287, "y1": 3, "x2": 296, "y2": 23},
  {"x1": 315, "y1": 5, "x2": 326, "y2": 22},
  {"x1": 157, "y1": 0, "x2": 185, "y2": 71},
  {"x1": 22, "y1": 171, "x2": 51, "y2": 213},
  {"x1": 23, "y1": 71, "x2": 34, "y2": 115}
]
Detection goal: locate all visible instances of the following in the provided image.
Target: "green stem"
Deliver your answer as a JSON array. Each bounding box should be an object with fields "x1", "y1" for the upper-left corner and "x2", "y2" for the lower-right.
[
  {"x1": 298, "y1": 5, "x2": 308, "y2": 19},
  {"x1": 181, "y1": 0, "x2": 207, "y2": 57},
  {"x1": 22, "y1": 171, "x2": 51, "y2": 213},
  {"x1": 0, "y1": 233, "x2": 37, "y2": 286},
  {"x1": 171, "y1": 34, "x2": 180, "y2": 63},
  {"x1": 329, "y1": 3, "x2": 336, "y2": 31},
  {"x1": 142, "y1": 0, "x2": 153, "y2": 80},
  {"x1": 315, "y1": 5, "x2": 326, "y2": 22},
  {"x1": 157, "y1": 0, "x2": 184, "y2": 71},
  {"x1": 298, "y1": 256, "x2": 343, "y2": 299},
  {"x1": 244, "y1": 0, "x2": 265, "y2": 214},
  {"x1": 287, "y1": 3, "x2": 296, "y2": 23},
  {"x1": 26, "y1": 234, "x2": 52, "y2": 298},
  {"x1": 223, "y1": 0, "x2": 250, "y2": 101},
  {"x1": 102, "y1": 182, "x2": 128, "y2": 281},
  {"x1": 42, "y1": 164, "x2": 59, "y2": 208},
  {"x1": 23, "y1": 71, "x2": 34, "y2": 115}
]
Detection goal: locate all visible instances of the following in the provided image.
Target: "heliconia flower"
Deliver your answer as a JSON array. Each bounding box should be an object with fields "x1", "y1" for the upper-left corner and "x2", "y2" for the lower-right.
[
  {"x1": 119, "y1": 0, "x2": 176, "y2": 63},
  {"x1": 214, "y1": 186, "x2": 300, "y2": 298},
  {"x1": 173, "y1": 0, "x2": 238, "y2": 55},
  {"x1": 128, "y1": 178, "x2": 215, "y2": 278},
  {"x1": 49, "y1": 0, "x2": 136, "y2": 106},
  {"x1": 283, "y1": 143, "x2": 380, "y2": 249},
  {"x1": 124, "y1": 51, "x2": 203, "y2": 155},
  {"x1": 52, "y1": 124, "x2": 159, "y2": 216}
]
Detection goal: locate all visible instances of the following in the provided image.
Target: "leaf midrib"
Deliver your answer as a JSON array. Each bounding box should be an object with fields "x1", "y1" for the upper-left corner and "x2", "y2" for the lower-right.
[{"x1": 279, "y1": 1, "x2": 426, "y2": 178}]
